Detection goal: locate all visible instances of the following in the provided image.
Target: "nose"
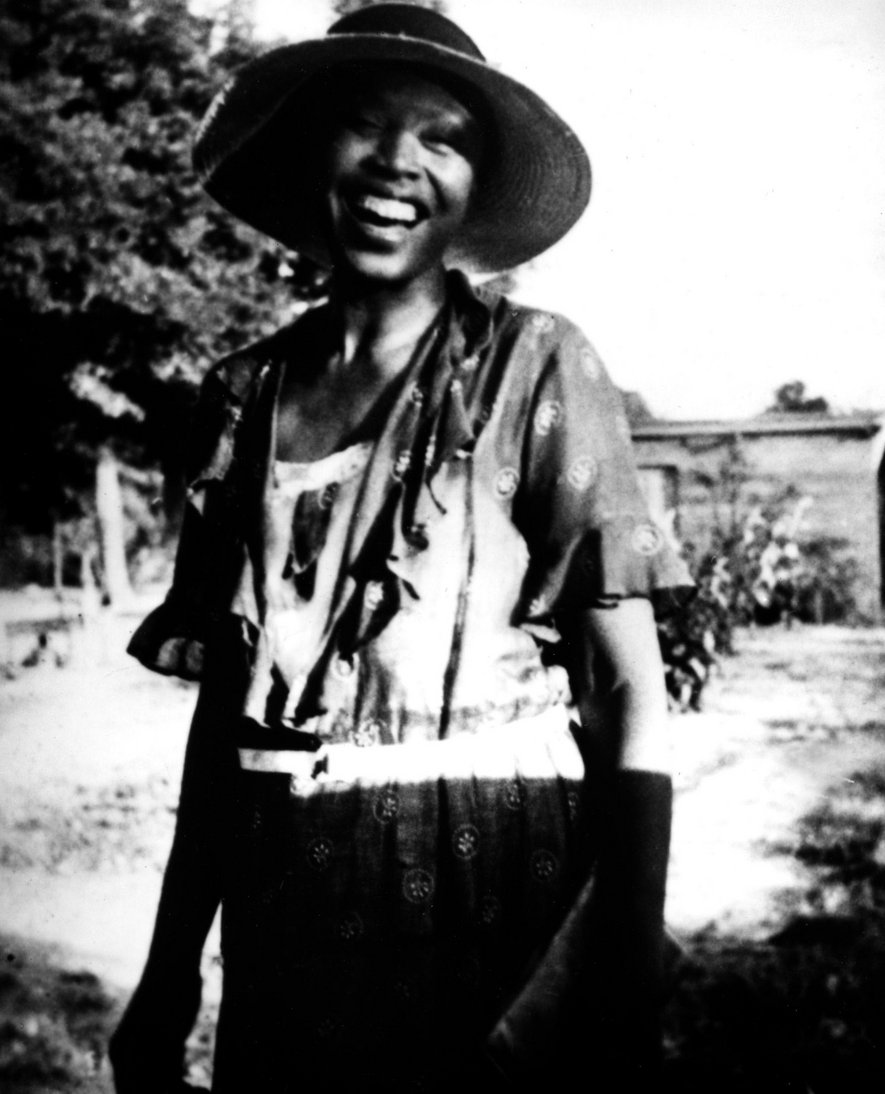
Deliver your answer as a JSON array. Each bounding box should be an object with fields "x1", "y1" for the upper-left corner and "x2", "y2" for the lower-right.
[{"x1": 371, "y1": 126, "x2": 420, "y2": 177}]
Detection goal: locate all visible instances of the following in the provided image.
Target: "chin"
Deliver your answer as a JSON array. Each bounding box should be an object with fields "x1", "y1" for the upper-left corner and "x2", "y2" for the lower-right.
[{"x1": 334, "y1": 246, "x2": 439, "y2": 287}]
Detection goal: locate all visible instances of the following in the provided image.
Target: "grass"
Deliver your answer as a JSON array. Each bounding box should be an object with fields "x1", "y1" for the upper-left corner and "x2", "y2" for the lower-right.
[
  {"x1": 0, "y1": 940, "x2": 118, "y2": 1094},
  {"x1": 663, "y1": 767, "x2": 885, "y2": 1092},
  {"x1": 0, "y1": 777, "x2": 177, "y2": 873},
  {"x1": 1, "y1": 623, "x2": 884, "y2": 1090},
  {"x1": 4, "y1": 770, "x2": 884, "y2": 1092},
  {"x1": 0, "y1": 937, "x2": 217, "y2": 1093}
]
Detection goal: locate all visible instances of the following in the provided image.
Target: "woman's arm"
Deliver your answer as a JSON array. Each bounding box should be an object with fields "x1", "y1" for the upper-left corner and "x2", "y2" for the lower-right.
[
  {"x1": 565, "y1": 597, "x2": 674, "y2": 1085},
  {"x1": 486, "y1": 599, "x2": 675, "y2": 1086},
  {"x1": 110, "y1": 679, "x2": 236, "y2": 1094},
  {"x1": 567, "y1": 597, "x2": 671, "y2": 772}
]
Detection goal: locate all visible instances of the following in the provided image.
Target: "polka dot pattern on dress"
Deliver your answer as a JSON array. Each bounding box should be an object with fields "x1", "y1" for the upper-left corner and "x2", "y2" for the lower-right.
[
  {"x1": 333, "y1": 655, "x2": 355, "y2": 679},
  {"x1": 631, "y1": 522, "x2": 665, "y2": 556},
  {"x1": 353, "y1": 719, "x2": 382, "y2": 747},
  {"x1": 566, "y1": 455, "x2": 598, "y2": 492},
  {"x1": 452, "y1": 824, "x2": 480, "y2": 860},
  {"x1": 479, "y1": 894, "x2": 502, "y2": 928},
  {"x1": 402, "y1": 868, "x2": 435, "y2": 905},
  {"x1": 373, "y1": 788, "x2": 400, "y2": 824},
  {"x1": 494, "y1": 467, "x2": 520, "y2": 499},
  {"x1": 454, "y1": 955, "x2": 481, "y2": 990},
  {"x1": 580, "y1": 346, "x2": 602, "y2": 380},
  {"x1": 527, "y1": 594, "x2": 549, "y2": 617},
  {"x1": 392, "y1": 450, "x2": 411, "y2": 481},
  {"x1": 530, "y1": 849, "x2": 559, "y2": 883},
  {"x1": 318, "y1": 482, "x2": 338, "y2": 511},
  {"x1": 534, "y1": 400, "x2": 563, "y2": 436},
  {"x1": 314, "y1": 1016, "x2": 343, "y2": 1042},
  {"x1": 306, "y1": 836, "x2": 333, "y2": 872},
  {"x1": 364, "y1": 581, "x2": 385, "y2": 611},
  {"x1": 337, "y1": 911, "x2": 364, "y2": 942},
  {"x1": 502, "y1": 779, "x2": 527, "y2": 812}
]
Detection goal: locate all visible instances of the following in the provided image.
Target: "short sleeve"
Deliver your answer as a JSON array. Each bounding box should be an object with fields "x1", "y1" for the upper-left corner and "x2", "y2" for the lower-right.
[
  {"x1": 126, "y1": 367, "x2": 246, "y2": 680},
  {"x1": 126, "y1": 503, "x2": 212, "y2": 679},
  {"x1": 511, "y1": 322, "x2": 694, "y2": 627}
]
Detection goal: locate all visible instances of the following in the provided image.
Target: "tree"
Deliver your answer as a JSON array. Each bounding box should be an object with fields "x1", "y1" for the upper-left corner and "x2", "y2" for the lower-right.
[
  {"x1": 0, "y1": 0, "x2": 324, "y2": 589},
  {"x1": 766, "y1": 381, "x2": 830, "y2": 415},
  {"x1": 333, "y1": 0, "x2": 445, "y2": 15}
]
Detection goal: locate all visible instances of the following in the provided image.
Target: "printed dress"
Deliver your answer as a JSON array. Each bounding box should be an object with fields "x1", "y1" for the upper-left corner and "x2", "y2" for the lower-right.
[{"x1": 128, "y1": 273, "x2": 693, "y2": 1092}]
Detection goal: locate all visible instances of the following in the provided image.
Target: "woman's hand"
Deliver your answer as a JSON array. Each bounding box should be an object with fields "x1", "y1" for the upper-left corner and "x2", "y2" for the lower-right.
[
  {"x1": 109, "y1": 658, "x2": 232, "y2": 1092},
  {"x1": 109, "y1": 965, "x2": 203, "y2": 1094},
  {"x1": 567, "y1": 600, "x2": 674, "y2": 1084}
]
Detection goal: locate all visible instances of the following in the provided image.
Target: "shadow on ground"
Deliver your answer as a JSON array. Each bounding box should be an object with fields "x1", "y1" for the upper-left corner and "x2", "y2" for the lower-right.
[
  {"x1": 0, "y1": 935, "x2": 119, "y2": 1093},
  {"x1": 3, "y1": 768, "x2": 884, "y2": 1092},
  {"x1": 664, "y1": 762, "x2": 885, "y2": 1093},
  {"x1": 0, "y1": 935, "x2": 216, "y2": 1093},
  {"x1": 2, "y1": 624, "x2": 884, "y2": 1091}
]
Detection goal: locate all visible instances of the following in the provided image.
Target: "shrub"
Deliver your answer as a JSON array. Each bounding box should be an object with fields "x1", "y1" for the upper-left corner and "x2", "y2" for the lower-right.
[{"x1": 658, "y1": 485, "x2": 860, "y2": 710}]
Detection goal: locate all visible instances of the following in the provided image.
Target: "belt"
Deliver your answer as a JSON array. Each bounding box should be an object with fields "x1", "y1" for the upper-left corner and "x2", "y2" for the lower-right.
[{"x1": 237, "y1": 705, "x2": 583, "y2": 793}]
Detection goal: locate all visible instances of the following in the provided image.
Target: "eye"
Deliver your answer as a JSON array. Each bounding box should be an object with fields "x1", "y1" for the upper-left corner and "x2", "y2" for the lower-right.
[
  {"x1": 421, "y1": 118, "x2": 481, "y2": 162},
  {"x1": 422, "y1": 133, "x2": 454, "y2": 153},
  {"x1": 421, "y1": 125, "x2": 465, "y2": 154},
  {"x1": 341, "y1": 110, "x2": 382, "y2": 136}
]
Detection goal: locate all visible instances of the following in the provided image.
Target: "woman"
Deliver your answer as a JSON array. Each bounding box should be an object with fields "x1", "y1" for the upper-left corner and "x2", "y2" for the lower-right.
[{"x1": 110, "y1": 5, "x2": 692, "y2": 1092}]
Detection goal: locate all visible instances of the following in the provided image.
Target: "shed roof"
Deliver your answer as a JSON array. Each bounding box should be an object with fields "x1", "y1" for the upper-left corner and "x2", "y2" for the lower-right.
[{"x1": 631, "y1": 412, "x2": 884, "y2": 441}]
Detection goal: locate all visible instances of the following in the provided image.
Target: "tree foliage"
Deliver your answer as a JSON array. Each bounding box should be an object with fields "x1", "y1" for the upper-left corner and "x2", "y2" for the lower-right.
[
  {"x1": 767, "y1": 381, "x2": 830, "y2": 415},
  {"x1": 0, "y1": 0, "x2": 323, "y2": 538},
  {"x1": 333, "y1": 0, "x2": 445, "y2": 16}
]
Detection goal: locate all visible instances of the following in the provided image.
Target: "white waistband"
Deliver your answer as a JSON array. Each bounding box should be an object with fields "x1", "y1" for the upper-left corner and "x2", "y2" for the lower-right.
[{"x1": 238, "y1": 705, "x2": 584, "y2": 793}]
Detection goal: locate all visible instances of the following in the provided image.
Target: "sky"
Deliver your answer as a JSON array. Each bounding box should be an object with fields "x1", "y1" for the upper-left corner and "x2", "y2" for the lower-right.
[{"x1": 196, "y1": 0, "x2": 885, "y2": 420}]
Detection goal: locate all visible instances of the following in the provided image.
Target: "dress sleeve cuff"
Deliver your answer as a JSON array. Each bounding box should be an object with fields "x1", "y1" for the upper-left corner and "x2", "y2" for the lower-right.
[
  {"x1": 517, "y1": 516, "x2": 696, "y2": 636},
  {"x1": 126, "y1": 598, "x2": 205, "y2": 680}
]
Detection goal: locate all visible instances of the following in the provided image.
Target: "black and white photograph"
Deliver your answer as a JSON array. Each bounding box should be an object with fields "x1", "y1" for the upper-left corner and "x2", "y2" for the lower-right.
[{"x1": 2, "y1": 1, "x2": 884, "y2": 1091}]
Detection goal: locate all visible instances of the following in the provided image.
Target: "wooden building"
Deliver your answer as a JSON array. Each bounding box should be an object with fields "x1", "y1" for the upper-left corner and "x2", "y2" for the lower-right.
[{"x1": 628, "y1": 412, "x2": 885, "y2": 622}]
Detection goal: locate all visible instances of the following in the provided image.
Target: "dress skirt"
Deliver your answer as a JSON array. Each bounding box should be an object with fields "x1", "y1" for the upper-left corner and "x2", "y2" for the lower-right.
[{"x1": 211, "y1": 712, "x2": 596, "y2": 1093}]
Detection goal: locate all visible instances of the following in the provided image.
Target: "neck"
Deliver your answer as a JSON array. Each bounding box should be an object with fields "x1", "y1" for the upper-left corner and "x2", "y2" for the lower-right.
[{"x1": 331, "y1": 265, "x2": 448, "y2": 378}]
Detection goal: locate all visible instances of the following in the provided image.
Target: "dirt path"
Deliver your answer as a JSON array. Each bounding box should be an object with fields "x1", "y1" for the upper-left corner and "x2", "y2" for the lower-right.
[
  {"x1": 1, "y1": 628, "x2": 197, "y2": 990},
  {"x1": 1, "y1": 619, "x2": 884, "y2": 1090},
  {"x1": 668, "y1": 626, "x2": 885, "y2": 937},
  {"x1": 3, "y1": 621, "x2": 883, "y2": 985}
]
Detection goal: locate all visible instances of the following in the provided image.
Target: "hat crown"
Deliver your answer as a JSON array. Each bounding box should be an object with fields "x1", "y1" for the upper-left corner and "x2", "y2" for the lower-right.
[{"x1": 328, "y1": 3, "x2": 485, "y2": 62}]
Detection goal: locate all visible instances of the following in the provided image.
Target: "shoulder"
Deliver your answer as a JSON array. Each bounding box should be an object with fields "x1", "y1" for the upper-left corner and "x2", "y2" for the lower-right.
[
  {"x1": 476, "y1": 284, "x2": 597, "y2": 361},
  {"x1": 184, "y1": 306, "x2": 327, "y2": 482},
  {"x1": 467, "y1": 283, "x2": 608, "y2": 401},
  {"x1": 202, "y1": 304, "x2": 329, "y2": 405}
]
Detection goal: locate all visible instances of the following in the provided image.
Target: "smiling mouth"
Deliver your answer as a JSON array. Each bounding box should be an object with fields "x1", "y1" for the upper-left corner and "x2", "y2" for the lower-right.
[{"x1": 348, "y1": 193, "x2": 424, "y2": 228}]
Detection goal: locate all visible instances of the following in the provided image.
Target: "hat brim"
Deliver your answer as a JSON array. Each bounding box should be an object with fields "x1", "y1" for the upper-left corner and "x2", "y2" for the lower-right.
[{"x1": 193, "y1": 33, "x2": 591, "y2": 273}]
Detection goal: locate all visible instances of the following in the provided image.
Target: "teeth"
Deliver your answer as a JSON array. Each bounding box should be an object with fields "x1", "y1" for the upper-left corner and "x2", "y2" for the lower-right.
[{"x1": 355, "y1": 194, "x2": 418, "y2": 224}]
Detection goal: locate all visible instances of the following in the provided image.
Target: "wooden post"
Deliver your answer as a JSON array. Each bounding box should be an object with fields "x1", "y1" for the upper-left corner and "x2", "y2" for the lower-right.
[
  {"x1": 52, "y1": 520, "x2": 64, "y2": 592},
  {"x1": 95, "y1": 446, "x2": 132, "y2": 607}
]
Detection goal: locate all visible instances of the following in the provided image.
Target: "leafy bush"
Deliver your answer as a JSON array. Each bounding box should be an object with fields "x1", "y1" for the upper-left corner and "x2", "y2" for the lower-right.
[{"x1": 657, "y1": 467, "x2": 861, "y2": 710}]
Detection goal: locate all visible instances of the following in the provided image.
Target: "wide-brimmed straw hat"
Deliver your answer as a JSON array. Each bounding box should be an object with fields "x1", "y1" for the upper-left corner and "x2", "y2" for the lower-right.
[{"x1": 193, "y1": 3, "x2": 591, "y2": 273}]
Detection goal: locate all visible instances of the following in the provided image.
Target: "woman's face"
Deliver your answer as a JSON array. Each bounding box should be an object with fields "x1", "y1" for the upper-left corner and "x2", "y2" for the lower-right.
[{"x1": 322, "y1": 68, "x2": 482, "y2": 286}]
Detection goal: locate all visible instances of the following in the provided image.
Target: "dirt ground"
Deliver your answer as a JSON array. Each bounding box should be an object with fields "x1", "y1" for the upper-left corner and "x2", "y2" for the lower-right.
[{"x1": 1, "y1": 594, "x2": 884, "y2": 1092}]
